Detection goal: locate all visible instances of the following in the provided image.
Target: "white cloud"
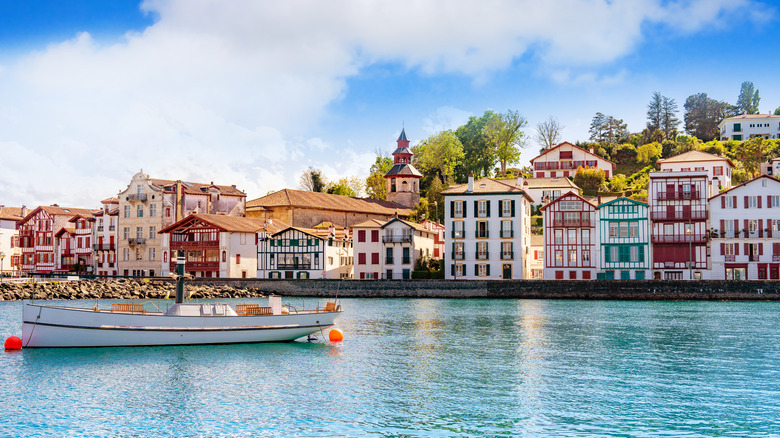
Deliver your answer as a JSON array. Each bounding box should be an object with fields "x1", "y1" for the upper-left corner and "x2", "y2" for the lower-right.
[{"x1": 0, "y1": 0, "x2": 767, "y2": 208}]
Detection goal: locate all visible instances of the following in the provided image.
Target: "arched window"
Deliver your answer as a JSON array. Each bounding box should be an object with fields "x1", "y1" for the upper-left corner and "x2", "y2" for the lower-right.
[
  {"x1": 401, "y1": 181, "x2": 408, "y2": 192},
  {"x1": 222, "y1": 251, "x2": 227, "y2": 262}
]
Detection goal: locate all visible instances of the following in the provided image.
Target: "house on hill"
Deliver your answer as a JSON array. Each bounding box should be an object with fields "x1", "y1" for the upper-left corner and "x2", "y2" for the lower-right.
[
  {"x1": 530, "y1": 142, "x2": 615, "y2": 179},
  {"x1": 657, "y1": 150, "x2": 734, "y2": 195}
]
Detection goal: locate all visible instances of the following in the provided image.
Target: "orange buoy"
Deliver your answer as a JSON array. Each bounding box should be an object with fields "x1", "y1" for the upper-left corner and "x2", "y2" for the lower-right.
[
  {"x1": 328, "y1": 328, "x2": 344, "y2": 343},
  {"x1": 4, "y1": 336, "x2": 22, "y2": 351}
]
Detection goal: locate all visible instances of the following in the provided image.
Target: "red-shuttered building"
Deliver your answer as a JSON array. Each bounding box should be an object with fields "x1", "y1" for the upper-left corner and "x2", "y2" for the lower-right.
[
  {"x1": 17, "y1": 205, "x2": 95, "y2": 274},
  {"x1": 530, "y1": 142, "x2": 615, "y2": 179},
  {"x1": 648, "y1": 171, "x2": 709, "y2": 280},
  {"x1": 541, "y1": 192, "x2": 597, "y2": 280}
]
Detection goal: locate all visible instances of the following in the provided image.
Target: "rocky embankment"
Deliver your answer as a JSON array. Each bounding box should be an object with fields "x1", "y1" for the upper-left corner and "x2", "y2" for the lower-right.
[{"x1": 0, "y1": 280, "x2": 266, "y2": 301}]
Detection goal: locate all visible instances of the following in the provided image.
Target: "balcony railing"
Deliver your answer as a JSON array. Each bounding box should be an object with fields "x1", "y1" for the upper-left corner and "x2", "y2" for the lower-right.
[
  {"x1": 552, "y1": 219, "x2": 592, "y2": 228},
  {"x1": 476, "y1": 252, "x2": 488, "y2": 260},
  {"x1": 93, "y1": 243, "x2": 116, "y2": 251},
  {"x1": 725, "y1": 255, "x2": 735, "y2": 262},
  {"x1": 385, "y1": 257, "x2": 394, "y2": 264},
  {"x1": 650, "y1": 211, "x2": 708, "y2": 221},
  {"x1": 501, "y1": 252, "x2": 514, "y2": 260},
  {"x1": 275, "y1": 263, "x2": 310, "y2": 270},
  {"x1": 383, "y1": 235, "x2": 411, "y2": 243},
  {"x1": 170, "y1": 240, "x2": 220, "y2": 249},
  {"x1": 749, "y1": 255, "x2": 760, "y2": 262},
  {"x1": 452, "y1": 253, "x2": 464, "y2": 260},
  {"x1": 97, "y1": 226, "x2": 104, "y2": 232},
  {"x1": 451, "y1": 230, "x2": 465, "y2": 239},
  {"x1": 656, "y1": 191, "x2": 700, "y2": 201},
  {"x1": 109, "y1": 225, "x2": 116, "y2": 231},
  {"x1": 170, "y1": 261, "x2": 220, "y2": 271},
  {"x1": 651, "y1": 234, "x2": 708, "y2": 244},
  {"x1": 128, "y1": 238, "x2": 146, "y2": 245},
  {"x1": 500, "y1": 230, "x2": 514, "y2": 238},
  {"x1": 475, "y1": 230, "x2": 489, "y2": 238},
  {"x1": 773, "y1": 255, "x2": 780, "y2": 262},
  {"x1": 126, "y1": 194, "x2": 148, "y2": 202},
  {"x1": 402, "y1": 257, "x2": 411, "y2": 265}
]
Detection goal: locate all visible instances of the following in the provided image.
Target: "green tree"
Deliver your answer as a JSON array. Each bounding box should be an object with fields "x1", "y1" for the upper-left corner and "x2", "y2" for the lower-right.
[
  {"x1": 408, "y1": 198, "x2": 430, "y2": 222},
  {"x1": 413, "y1": 130, "x2": 464, "y2": 184},
  {"x1": 636, "y1": 142, "x2": 662, "y2": 165},
  {"x1": 607, "y1": 174, "x2": 627, "y2": 192},
  {"x1": 612, "y1": 143, "x2": 637, "y2": 166},
  {"x1": 661, "y1": 96, "x2": 680, "y2": 140},
  {"x1": 734, "y1": 137, "x2": 765, "y2": 178},
  {"x1": 774, "y1": 106, "x2": 780, "y2": 116},
  {"x1": 326, "y1": 183, "x2": 356, "y2": 197},
  {"x1": 736, "y1": 81, "x2": 760, "y2": 114},
  {"x1": 483, "y1": 110, "x2": 528, "y2": 177},
  {"x1": 573, "y1": 167, "x2": 605, "y2": 192},
  {"x1": 684, "y1": 93, "x2": 730, "y2": 141},
  {"x1": 589, "y1": 113, "x2": 628, "y2": 144},
  {"x1": 454, "y1": 111, "x2": 498, "y2": 181},
  {"x1": 365, "y1": 154, "x2": 393, "y2": 200},
  {"x1": 534, "y1": 115, "x2": 563, "y2": 150},
  {"x1": 426, "y1": 176, "x2": 446, "y2": 223},
  {"x1": 646, "y1": 92, "x2": 664, "y2": 133},
  {"x1": 299, "y1": 167, "x2": 327, "y2": 192}
]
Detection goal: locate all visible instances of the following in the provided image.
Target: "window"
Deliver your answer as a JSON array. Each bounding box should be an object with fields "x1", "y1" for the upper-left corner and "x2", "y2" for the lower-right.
[
  {"x1": 371, "y1": 230, "x2": 379, "y2": 242},
  {"x1": 582, "y1": 229, "x2": 590, "y2": 245},
  {"x1": 749, "y1": 220, "x2": 758, "y2": 236},
  {"x1": 619, "y1": 222, "x2": 629, "y2": 238},
  {"x1": 453, "y1": 201, "x2": 464, "y2": 218},
  {"x1": 455, "y1": 264, "x2": 465, "y2": 277},
  {"x1": 559, "y1": 200, "x2": 582, "y2": 210},
  {"x1": 358, "y1": 230, "x2": 365, "y2": 242},
  {"x1": 500, "y1": 220, "x2": 513, "y2": 238},
  {"x1": 747, "y1": 196, "x2": 758, "y2": 208},
  {"x1": 733, "y1": 123, "x2": 741, "y2": 132},
  {"x1": 770, "y1": 196, "x2": 780, "y2": 208},
  {"x1": 629, "y1": 223, "x2": 638, "y2": 238},
  {"x1": 476, "y1": 221, "x2": 488, "y2": 238},
  {"x1": 136, "y1": 227, "x2": 143, "y2": 238},
  {"x1": 123, "y1": 227, "x2": 130, "y2": 239},
  {"x1": 554, "y1": 229, "x2": 563, "y2": 244},
  {"x1": 501, "y1": 241, "x2": 513, "y2": 259},
  {"x1": 372, "y1": 253, "x2": 379, "y2": 265},
  {"x1": 772, "y1": 220, "x2": 780, "y2": 232},
  {"x1": 453, "y1": 221, "x2": 464, "y2": 238},
  {"x1": 630, "y1": 246, "x2": 639, "y2": 262},
  {"x1": 123, "y1": 248, "x2": 129, "y2": 261},
  {"x1": 568, "y1": 249, "x2": 577, "y2": 264},
  {"x1": 137, "y1": 205, "x2": 143, "y2": 218},
  {"x1": 609, "y1": 222, "x2": 618, "y2": 237},
  {"x1": 714, "y1": 166, "x2": 723, "y2": 176},
  {"x1": 124, "y1": 206, "x2": 130, "y2": 218},
  {"x1": 477, "y1": 242, "x2": 488, "y2": 259},
  {"x1": 555, "y1": 250, "x2": 563, "y2": 266},
  {"x1": 582, "y1": 251, "x2": 590, "y2": 264},
  {"x1": 453, "y1": 242, "x2": 464, "y2": 259},
  {"x1": 149, "y1": 226, "x2": 156, "y2": 239},
  {"x1": 149, "y1": 204, "x2": 156, "y2": 217},
  {"x1": 358, "y1": 253, "x2": 366, "y2": 264},
  {"x1": 478, "y1": 200, "x2": 487, "y2": 217},
  {"x1": 478, "y1": 264, "x2": 487, "y2": 277},
  {"x1": 567, "y1": 229, "x2": 577, "y2": 244},
  {"x1": 502, "y1": 200, "x2": 512, "y2": 217},
  {"x1": 149, "y1": 248, "x2": 155, "y2": 260},
  {"x1": 236, "y1": 254, "x2": 241, "y2": 264},
  {"x1": 136, "y1": 248, "x2": 142, "y2": 261}
]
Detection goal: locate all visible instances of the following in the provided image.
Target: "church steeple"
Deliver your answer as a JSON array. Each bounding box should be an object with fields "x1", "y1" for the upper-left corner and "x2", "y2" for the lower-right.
[{"x1": 384, "y1": 127, "x2": 422, "y2": 209}]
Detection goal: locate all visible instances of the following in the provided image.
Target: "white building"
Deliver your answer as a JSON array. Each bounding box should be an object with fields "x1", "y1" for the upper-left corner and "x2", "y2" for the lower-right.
[
  {"x1": 760, "y1": 157, "x2": 780, "y2": 177},
  {"x1": 521, "y1": 177, "x2": 580, "y2": 208},
  {"x1": 529, "y1": 234, "x2": 544, "y2": 279},
  {"x1": 708, "y1": 175, "x2": 780, "y2": 280},
  {"x1": 0, "y1": 206, "x2": 24, "y2": 276},
  {"x1": 381, "y1": 218, "x2": 435, "y2": 279},
  {"x1": 93, "y1": 198, "x2": 119, "y2": 277},
  {"x1": 540, "y1": 191, "x2": 597, "y2": 280},
  {"x1": 352, "y1": 219, "x2": 384, "y2": 279},
  {"x1": 718, "y1": 114, "x2": 780, "y2": 141},
  {"x1": 530, "y1": 142, "x2": 615, "y2": 179},
  {"x1": 258, "y1": 225, "x2": 353, "y2": 279},
  {"x1": 657, "y1": 150, "x2": 734, "y2": 195},
  {"x1": 443, "y1": 176, "x2": 533, "y2": 280}
]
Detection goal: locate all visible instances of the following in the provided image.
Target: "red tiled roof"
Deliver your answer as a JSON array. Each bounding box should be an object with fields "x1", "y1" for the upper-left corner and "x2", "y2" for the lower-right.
[
  {"x1": 160, "y1": 213, "x2": 276, "y2": 234},
  {"x1": 529, "y1": 141, "x2": 616, "y2": 168},
  {"x1": 246, "y1": 188, "x2": 412, "y2": 216},
  {"x1": 0, "y1": 206, "x2": 23, "y2": 221},
  {"x1": 657, "y1": 150, "x2": 735, "y2": 167},
  {"x1": 148, "y1": 179, "x2": 246, "y2": 197},
  {"x1": 18, "y1": 205, "x2": 95, "y2": 225}
]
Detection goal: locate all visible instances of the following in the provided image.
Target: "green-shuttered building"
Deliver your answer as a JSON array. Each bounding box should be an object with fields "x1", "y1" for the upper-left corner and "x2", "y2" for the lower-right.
[{"x1": 596, "y1": 198, "x2": 650, "y2": 280}]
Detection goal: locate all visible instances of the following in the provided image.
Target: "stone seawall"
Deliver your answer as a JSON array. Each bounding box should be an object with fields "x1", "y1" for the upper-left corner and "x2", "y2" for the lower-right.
[{"x1": 1, "y1": 279, "x2": 778, "y2": 301}]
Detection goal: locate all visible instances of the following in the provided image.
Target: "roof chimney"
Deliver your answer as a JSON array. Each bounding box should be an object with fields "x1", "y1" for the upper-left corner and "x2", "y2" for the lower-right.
[
  {"x1": 21, "y1": 205, "x2": 27, "y2": 217},
  {"x1": 516, "y1": 175, "x2": 524, "y2": 188},
  {"x1": 467, "y1": 172, "x2": 474, "y2": 193}
]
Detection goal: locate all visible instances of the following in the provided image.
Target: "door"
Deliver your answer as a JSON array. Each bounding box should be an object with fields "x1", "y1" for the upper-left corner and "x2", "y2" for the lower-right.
[{"x1": 502, "y1": 264, "x2": 511, "y2": 279}]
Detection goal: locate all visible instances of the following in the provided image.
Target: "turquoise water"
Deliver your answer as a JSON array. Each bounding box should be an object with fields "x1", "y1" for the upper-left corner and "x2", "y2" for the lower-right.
[{"x1": 1, "y1": 298, "x2": 779, "y2": 437}]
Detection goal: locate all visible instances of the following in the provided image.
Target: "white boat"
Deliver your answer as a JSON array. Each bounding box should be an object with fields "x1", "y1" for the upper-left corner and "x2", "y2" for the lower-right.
[{"x1": 21, "y1": 296, "x2": 342, "y2": 348}]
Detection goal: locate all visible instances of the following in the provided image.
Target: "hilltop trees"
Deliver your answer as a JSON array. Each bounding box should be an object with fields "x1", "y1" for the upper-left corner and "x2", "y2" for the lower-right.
[
  {"x1": 736, "y1": 81, "x2": 760, "y2": 115},
  {"x1": 365, "y1": 153, "x2": 393, "y2": 200},
  {"x1": 412, "y1": 130, "x2": 464, "y2": 185},
  {"x1": 535, "y1": 115, "x2": 563, "y2": 151},
  {"x1": 589, "y1": 113, "x2": 628, "y2": 145},
  {"x1": 483, "y1": 110, "x2": 528, "y2": 177},
  {"x1": 683, "y1": 93, "x2": 731, "y2": 141},
  {"x1": 454, "y1": 111, "x2": 498, "y2": 181},
  {"x1": 573, "y1": 167, "x2": 606, "y2": 192},
  {"x1": 299, "y1": 167, "x2": 328, "y2": 192}
]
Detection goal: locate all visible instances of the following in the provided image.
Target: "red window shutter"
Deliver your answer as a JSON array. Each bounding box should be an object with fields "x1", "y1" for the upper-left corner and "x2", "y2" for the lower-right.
[
  {"x1": 744, "y1": 219, "x2": 749, "y2": 234},
  {"x1": 236, "y1": 254, "x2": 240, "y2": 264},
  {"x1": 744, "y1": 243, "x2": 749, "y2": 255},
  {"x1": 759, "y1": 219, "x2": 764, "y2": 237},
  {"x1": 732, "y1": 196, "x2": 737, "y2": 208},
  {"x1": 358, "y1": 253, "x2": 366, "y2": 264},
  {"x1": 734, "y1": 220, "x2": 739, "y2": 235},
  {"x1": 721, "y1": 197, "x2": 725, "y2": 208},
  {"x1": 358, "y1": 230, "x2": 365, "y2": 243},
  {"x1": 720, "y1": 220, "x2": 725, "y2": 234},
  {"x1": 360, "y1": 273, "x2": 365, "y2": 279},
  {"x1": 372, "y1": 230, "x2": 379, "y2": 242},
  {"x1": 774, "y1": 242, "x2": 780, "y2": 255},
  {"x1": 735, "y1": 244, "x2": 740, "y2": 255},
  {"x1": 372, "y1": 253, "x2": 379, "y2": 264},
  {"x1": 745, "y1": 196, "x2": 749, "y2": 208},
  {"x1": 769, "y1": 195, "x2": 773, "y2": 208},
  {"x1": 758, "y1": 196, "x2": 762, "y2": 208},
  {"x1": 759, "y1": 243, "x2": 764, "y2": 255},
  {"x1": 720, "y1": 242, "x2": 725, "y2": 254}
]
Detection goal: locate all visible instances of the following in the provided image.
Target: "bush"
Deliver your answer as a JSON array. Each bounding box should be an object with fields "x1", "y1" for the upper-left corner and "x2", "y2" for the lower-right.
[{"x1": 411, "y1": 270, "x2": 430, "y2": 279}]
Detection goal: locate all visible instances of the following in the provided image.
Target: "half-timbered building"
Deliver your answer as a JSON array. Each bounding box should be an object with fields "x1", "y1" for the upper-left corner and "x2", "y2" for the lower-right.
[
  {"x1": 708, "y1": 175, "x2": 780, "y2": 280},
  {"x1": 657, "y1": 150, "x2": 734, "y2": 195},
  {"x1": 17, "y1": 205, "x2": 95, "y2": 274},
  {"x1": 0, "y1": 206, "x2": 24, "y2": 276},
  {"x1": 160, "y1": 214, "x2": 264, "y2": 278},
  {"x1": 648, "y1": 171, "x2": 709, "y2": 280},
  {"x1": 541, "y1": 192, "x2": 597, "y2": 280},
  {"x1": 596, "y1": 198, "x2": 650, "y2": 280},
  {"x1": 92, "y1": 198, "x2": 118, "y2": 277},
  {"x1": 530, "y1": 142, "x2": 615, "y2": 179},
  {"x1": 258, "y1": 226, "x2": 353, "y2": 279}
]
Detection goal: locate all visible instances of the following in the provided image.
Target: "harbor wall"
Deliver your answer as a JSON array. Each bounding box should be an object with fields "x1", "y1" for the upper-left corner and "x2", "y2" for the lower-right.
[{"x1": 1, "y1": 279, "x2": 779, "y2": 301}]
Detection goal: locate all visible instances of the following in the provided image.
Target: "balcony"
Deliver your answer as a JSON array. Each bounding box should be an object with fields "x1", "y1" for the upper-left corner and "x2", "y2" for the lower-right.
[
  {"x1": 126, "y1": 193, "x2": 148, "y2": 202},
  {"x1": 476, "y1": 252, "x2": 488, "y2": 260},
  {"x1": 501, "y1": 252, "x2": 514, "y2": 260},
  {"x1": 385, "y1": 257, "x2": 394, "y2": 264},
  {"x1": 109, "y1": 225, "x2": 116, "y2": 231},
  {"x1": 128, "y1": 238, "x2": 146, "y2": 245},
  {"x1": 749, "y1": 255, "x2": 760, "y2": 262},
  {"x1": 500, "y1": 230, "x2": 514, "y2": 238},
  {"x1": 169, "y1": 261, "x2": 220, "y2": 271},
  {"x1": 61, "y1": 249, "x2": 73, "y2": 257},
  {"x1": 93, "y1": 243, "x2": 116, "y2": 251},
  {"x1": 773, "y1": 255, "x2": 780, "y2": 262},
  {"x1": 651, "y1": 234, "x2": 708, "y2": 244},
  {"x1": 170, "y1": 240, "x2": 220, "y2": 250},
  {"x1": 656, "y1": 192, "x2": 701, "y2": 201},
  {"x1": 97, "y1": 226, "x2": 104, "y2": 232},
  {"x1": 402, "y1": 257, "x2": 411, "y2": 265},
  {"x1": 452, "y1": 253, "x2": 464, "y2": 260},
  {"x1": 650, "y1": 211, "x2": 708, "y2": 222},
  {"x1": 383, "y1": 235, "x2": 411, "y2": 243},
  {"x1": 552, "y1": 219, "x2": 592, "y2": 228},
  {"x1": 451, "y1": 230, "x2": 465, "y2": 239},
  {"x1": 475, "y1": 230, "x2": 489, "y2": 239}
]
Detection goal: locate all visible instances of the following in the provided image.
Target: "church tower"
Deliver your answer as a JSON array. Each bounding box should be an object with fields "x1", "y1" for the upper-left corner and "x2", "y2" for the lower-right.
[{"x1": 384, "y1": 128, "x2": 422, "y2": 208}]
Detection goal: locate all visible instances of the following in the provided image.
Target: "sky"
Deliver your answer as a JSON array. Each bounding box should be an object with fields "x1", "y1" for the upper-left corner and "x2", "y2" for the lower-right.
[{"x1": 1, "y1": 0, "x2": 778, "y2": 209}]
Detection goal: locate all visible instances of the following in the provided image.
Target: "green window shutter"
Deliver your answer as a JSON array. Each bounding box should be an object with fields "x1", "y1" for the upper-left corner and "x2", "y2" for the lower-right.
[
  {"x1": 450, "y1": 201, "x2": 455, "y2": 218},
  {"x1": 486, "y1": 264, "x2": 490, "y2": 276},
  {"x1": 474, "y1": 201, "x2": 478, "y2": 217},
  {"x1": 474, "y1": 264, "x2": 479, "y2": 276},
  {"x1": 638, "y1": 245, "x2": 645, "y2": 261},
  {"x1": 451, "y1": 264, "x2": 455, "y2": 276},
  {"x1": 498, "y1": 201, "x2": 503, "y2": 218},
  {"x1": 605, "y1": 247, "x2": 611, "y2": 263},
  {"x1": 511, "y1": 200, "x2": 515, "y2": 217},
  {"x1": 486, "y1": 200, "x2": 491, "y2": 217}
]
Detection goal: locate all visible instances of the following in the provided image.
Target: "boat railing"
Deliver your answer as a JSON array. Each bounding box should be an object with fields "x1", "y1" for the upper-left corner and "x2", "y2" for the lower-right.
[
  {"x1": 316, "y1": 302, "x2": 340, "y2": 312},
  {"x1": 235, "y1": 304, "x2": 273, "y2": 316},
  {"x1": 111, "y1": 303, "x2": 147, "y2": 314}
]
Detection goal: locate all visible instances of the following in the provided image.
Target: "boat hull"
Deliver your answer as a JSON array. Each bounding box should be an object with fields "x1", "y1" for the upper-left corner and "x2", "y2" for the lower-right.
[{"x1": 21, "y1": 301, "x2": 341, "y2": 348}]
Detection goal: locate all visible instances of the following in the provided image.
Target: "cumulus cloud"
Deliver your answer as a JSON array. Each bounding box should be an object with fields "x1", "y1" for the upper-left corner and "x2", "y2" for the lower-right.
[{"x1": 0, "y1": 0, "x2": 768, "y2": 208}]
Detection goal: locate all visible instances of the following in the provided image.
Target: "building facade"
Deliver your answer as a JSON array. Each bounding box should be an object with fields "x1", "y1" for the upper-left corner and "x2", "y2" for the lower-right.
[
  {"x1": 541, "y1": 192, "x2": 597, "y2": 280},
  {"x1": 522, "y1": 177, "x2": 580, "y2": 208},
  {"x1": 93, "y1": 198, "x2": 118, "y2": 277},
  {"x1": 530, "y1": 142, "x2": 615, "y2": 179},
  {"x1": 17, "y1": 206, "x2": 95, "y2": 274},
  {"x1": 529, "y1": 234, "x2": 544, "y2": 279},
  {"x1": 381, "y1": 218, "x2": 435, "y2": 280},
  {"x1": 718, "y1": 114, "x2": 780, "y2": 141},
  {"x1": 443, "y1": 176, "x2": 533, "y2": 280},
  {"x1": 0, "y1": 206, "x2": 24, "y2": 276},
  {"x1": 419, "y1": 219, "x2": 445, "y2": 258},
  {"x1": 258, "y1": 226, "x2": 353, "y2": 279},
  {"x1": 160, "y1": 214, "x2": 263, "y2": 278},
  {"x1": 708, "y1": 176, "x2": 780, "y2": 280},
  {"x1": 117, "y1": 170, "x2": 246, "y2": 277},
  {"x1": 648, "y1": 171, "x2": 709, "y2": 280},
  {"x1": 596, "y1": 198, "x2": 650, "y2": 280},
  {"x1": 657, "y1": 150, "x2": 734, "y2": 194},
  {"x1": 352, "y1": 219, "x2": 384, "y2": 279}
]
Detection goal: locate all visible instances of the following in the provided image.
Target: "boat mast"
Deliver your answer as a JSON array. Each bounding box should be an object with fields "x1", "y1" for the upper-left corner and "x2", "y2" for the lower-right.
[{"x1": 175, "y1": 255, "x2": 186, "y2": 304}]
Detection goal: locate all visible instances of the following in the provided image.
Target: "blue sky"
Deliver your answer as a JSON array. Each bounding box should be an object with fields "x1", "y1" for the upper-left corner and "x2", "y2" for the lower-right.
[{"x1": 0, "y1": 0, "x2": 778, "y2": 208}]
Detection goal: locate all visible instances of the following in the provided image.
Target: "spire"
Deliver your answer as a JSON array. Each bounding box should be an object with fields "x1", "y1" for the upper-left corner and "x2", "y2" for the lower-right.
[{"x1": 397, "y1": 128, "x2": 408, "y2": 142}]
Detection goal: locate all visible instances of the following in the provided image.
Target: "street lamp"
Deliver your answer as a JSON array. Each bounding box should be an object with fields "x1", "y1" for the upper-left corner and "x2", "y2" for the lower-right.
[{"x1": 433, "y1": 201, "x2": 438, "y2": 224}]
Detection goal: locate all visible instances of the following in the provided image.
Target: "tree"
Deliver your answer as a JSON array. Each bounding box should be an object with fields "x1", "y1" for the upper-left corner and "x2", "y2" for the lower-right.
[
  {"x1": 646, "y1": 92, "x2": 664, "y2": 133},
  {"x1": 413, "y1": 130, "x2": 464, "y2": 185},
  {"x1": 774, "y1": 106, "x2": 780, "y2": 116},
  {"x1": 535, "y1": 115, "x2": 563, "y2": 150},
  {"x1": 454, "y1": 111, "x2": 498, "y2": 181},
  {"x1": 589, "y1": 113, "x2": 628, "y2": 144},
  {"x1": 636, "y1": 142, "x2": 662, "y2": 165},
  {"x1": 660, "y1": 96, "x2": 680, "y2": 140},
  {"x1": 299, "y1": 167, "x2": 327, "y2": 192},
  {"x1": 736, "y1": 81, "x2": 760, "y2": 114},
  {"x1": 483, "y1": 110, "x2": 528, "y2": 177},
  {"x1": 573, "y1": 167, "x2": 605, "y2": 192},
  {"x1": 365, "y1": 153, "x2": 393, "y2": 200},
  {"x1": 684, "y1": 93, "x2": 730, "y2": 141},
  {"x1": 607, "y1": 174, "x2": 627, "y2": 192},
  {"x1": 734, "y1": 137, "x2": 765, "y2": 178},
  {"x1": 327, "y1": 176, "x2": 363, "y2": 197},
  {"x1": 426, "y1": 176, "x2": 446, "y2": 223},
  {"x1": 327, "y1": 183, "x2": 356, "y2": 197}
]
